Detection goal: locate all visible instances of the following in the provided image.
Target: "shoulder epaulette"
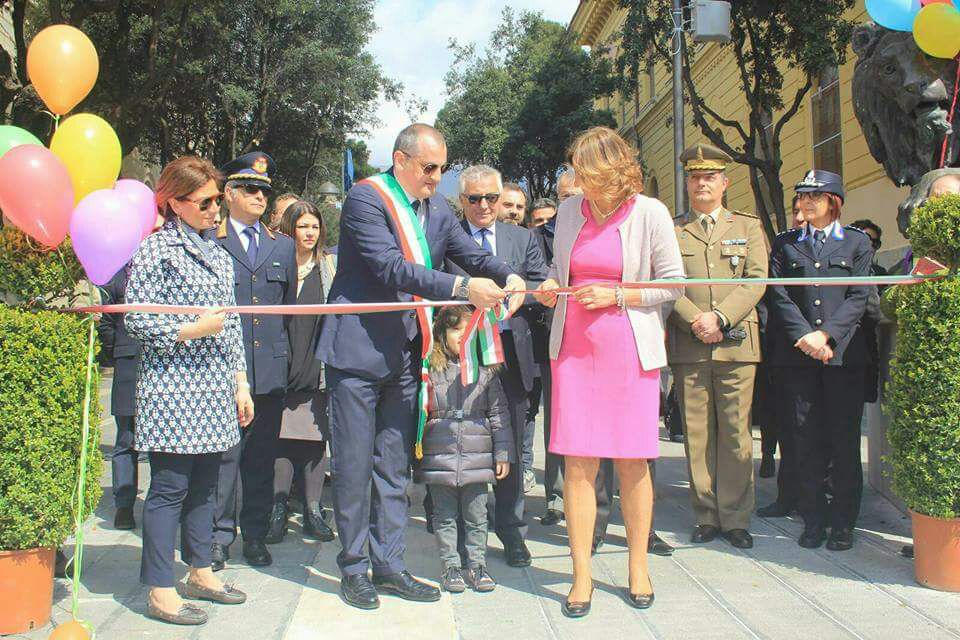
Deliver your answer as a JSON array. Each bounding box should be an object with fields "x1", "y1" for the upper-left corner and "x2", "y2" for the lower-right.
[{"x1": 731, "y1": 209, "x2": 760, "y2": 219}]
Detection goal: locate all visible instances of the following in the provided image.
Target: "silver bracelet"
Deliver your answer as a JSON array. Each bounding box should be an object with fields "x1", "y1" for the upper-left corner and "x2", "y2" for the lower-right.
[{"x1": 615, "y1": 286, "x2": 625, "y2": 312}]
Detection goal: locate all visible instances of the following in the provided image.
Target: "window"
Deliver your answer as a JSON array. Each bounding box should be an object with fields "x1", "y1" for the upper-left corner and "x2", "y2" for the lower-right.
[
  {"x1": 646, "y1": 62, "x2": 655, "y2": 103},
  {"x1": 811, "y1": 66, "x2": 842, "y2": 176}
]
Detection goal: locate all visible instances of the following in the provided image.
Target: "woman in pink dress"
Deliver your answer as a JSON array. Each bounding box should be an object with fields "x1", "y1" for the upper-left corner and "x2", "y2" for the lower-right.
[{"x1": 536, "y1": 127, "x2": 684, "y2": 617}]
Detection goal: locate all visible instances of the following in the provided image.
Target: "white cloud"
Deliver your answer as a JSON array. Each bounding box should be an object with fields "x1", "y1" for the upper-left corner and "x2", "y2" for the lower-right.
[{"x1": 365, "y1": 0, "x2": 581, "y2": 169}]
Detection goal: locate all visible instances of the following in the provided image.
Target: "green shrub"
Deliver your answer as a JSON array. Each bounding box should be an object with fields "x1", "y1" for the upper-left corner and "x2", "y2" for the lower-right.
[
  {"x1": 0, "y1": 307, "x2": 102, "y2": 550},
  {"x1": 0, "y1": 225, "x2": 85, "y2": 308},
  {"x1": 887, "y1": 193, "x2": 960, "y2": 518}
]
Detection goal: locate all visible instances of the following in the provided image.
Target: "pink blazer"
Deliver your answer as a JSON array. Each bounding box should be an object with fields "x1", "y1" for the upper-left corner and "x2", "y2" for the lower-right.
[{"x1": 547, "y1": 193, "x2": 685, "y2": 370}]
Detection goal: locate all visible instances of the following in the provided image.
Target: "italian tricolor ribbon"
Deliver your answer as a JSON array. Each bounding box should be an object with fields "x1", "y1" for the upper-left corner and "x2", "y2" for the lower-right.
[
  {"x1": 362, "y1": 172, "x2": 434, "y2": 460},
  {"x1": 459, "y1": 303, "x2": 511, "y2": 386}
]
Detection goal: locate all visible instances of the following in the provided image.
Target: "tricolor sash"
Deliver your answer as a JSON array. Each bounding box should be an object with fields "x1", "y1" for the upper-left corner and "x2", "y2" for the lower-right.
[
  {"x1": 459, "y1": 304, "x2": 510, "y2": 386},
  {"x1": 362, "y1": 172, "x2": 434, "y2": 459}
]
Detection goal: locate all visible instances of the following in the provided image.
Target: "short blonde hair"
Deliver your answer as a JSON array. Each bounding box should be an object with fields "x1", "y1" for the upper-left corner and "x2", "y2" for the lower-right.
[{"x1": 567, "y1": 127, "x2": 644, "y2": 204}]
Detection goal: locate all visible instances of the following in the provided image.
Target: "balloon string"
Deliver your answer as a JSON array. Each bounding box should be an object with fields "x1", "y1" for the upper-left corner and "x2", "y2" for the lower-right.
[
  {"x1": 69, "y1": 284, "x2": 96, "y2": 632},
  {"x1": 940, "y1": 54, "x2": 960, "y2": 169}
]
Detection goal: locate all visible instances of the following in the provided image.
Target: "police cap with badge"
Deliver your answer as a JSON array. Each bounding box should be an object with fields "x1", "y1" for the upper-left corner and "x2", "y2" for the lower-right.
[
  {"x1": 221, "y1": 152, "x2": 276, "y2": 192},
  {"x1": 794, "y1": 169, "x2": 844, "y2": 202}
]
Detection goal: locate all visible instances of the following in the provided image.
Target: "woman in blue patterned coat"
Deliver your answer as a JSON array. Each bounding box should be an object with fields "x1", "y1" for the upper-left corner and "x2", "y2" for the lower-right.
[{"x1": 126, "y1": 156, "x2": 255, "y2": 626}]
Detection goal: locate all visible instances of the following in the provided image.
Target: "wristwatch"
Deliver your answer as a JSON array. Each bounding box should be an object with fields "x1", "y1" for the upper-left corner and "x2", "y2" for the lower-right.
[{"x1": 455, "y1": 277, "x2": 471, "y2": 300}]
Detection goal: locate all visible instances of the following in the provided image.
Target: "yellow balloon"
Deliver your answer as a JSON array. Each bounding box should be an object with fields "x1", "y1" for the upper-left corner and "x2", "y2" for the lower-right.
[
  {"x1": 913, "y1": 4, "x2": 960, "y2": 59},
  {"x1": 50, "y1": 113, "x2": 121, "y2": 204}
]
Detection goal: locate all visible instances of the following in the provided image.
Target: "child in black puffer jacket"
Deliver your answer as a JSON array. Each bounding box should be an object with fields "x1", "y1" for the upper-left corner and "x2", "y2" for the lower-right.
[{"x1": 421, "y1": 305, "x2": 513, "y2": 594}]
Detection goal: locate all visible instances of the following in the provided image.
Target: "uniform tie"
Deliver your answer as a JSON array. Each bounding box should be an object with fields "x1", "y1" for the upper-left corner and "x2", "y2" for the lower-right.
[
  {"x1": 700, "y1": 215, "x2": 715, "y2": 238},
  {"x1": 478, "y1": 227, "x2": 493, "y2": 253},
  {"x1": 243, "y1": 226, "x2": 259, "y2": 267},
  {"x1": 813, "y1": 229, "x2": 825, "y2": 256}
]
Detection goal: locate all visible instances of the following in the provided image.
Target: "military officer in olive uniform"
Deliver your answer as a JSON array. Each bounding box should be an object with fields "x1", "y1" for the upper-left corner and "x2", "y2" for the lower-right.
[{"x1": 668, "y1": 144, "x2": 768, "y2": 549}]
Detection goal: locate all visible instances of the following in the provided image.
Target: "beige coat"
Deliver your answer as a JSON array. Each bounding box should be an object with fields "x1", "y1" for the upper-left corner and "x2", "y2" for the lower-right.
[
  {"x1": 667, "y1": 208, "x2": 768, "y2": 364},
  {"x1": 548, "y1": 194, "x2": 685, "y2": 371}
]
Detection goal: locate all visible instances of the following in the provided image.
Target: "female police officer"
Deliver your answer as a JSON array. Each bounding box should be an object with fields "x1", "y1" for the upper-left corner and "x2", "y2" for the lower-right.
[{"x1": 767, "y1": 170, "x2": 874, "y2": 551}]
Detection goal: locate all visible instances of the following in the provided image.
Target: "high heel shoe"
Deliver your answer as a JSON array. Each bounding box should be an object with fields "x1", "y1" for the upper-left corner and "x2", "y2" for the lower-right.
[
  {"x1": 627, "y1": 575, "x2": 654, "y2": 609},
  {"x1": 562, "y1": 586, "x2": 593, "y2": 619}
]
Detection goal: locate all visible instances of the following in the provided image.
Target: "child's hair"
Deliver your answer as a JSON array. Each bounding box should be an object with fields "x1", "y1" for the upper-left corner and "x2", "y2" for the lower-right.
[{"x1": 429, "y1": 305, "x2": 473, "y2": 371}]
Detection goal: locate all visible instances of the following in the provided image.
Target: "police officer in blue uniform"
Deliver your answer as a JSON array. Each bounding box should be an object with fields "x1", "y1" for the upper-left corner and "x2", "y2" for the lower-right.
[
  {"x1": 210, "y1": 152, "x2": 297, "y2": 569},
  {"x1": 767, "y1": 170, "x2": 874, "y2": 551}
]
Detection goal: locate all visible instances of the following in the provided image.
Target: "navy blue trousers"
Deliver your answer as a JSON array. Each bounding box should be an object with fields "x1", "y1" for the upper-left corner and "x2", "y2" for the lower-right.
[
  {"x1": 141, "y1": 452, "x2": 220, "y2": 588},
  {"x1": 112, "y1": 415, "x2": 139, "y2": 509},
  {"x1": 327, "y1": 354, "x2": 418, "y2": 577}
]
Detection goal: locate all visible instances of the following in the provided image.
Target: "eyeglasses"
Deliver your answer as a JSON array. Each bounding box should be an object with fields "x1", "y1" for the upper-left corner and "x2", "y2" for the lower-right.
[
  {"x1": 400, "y1": 151, "x2": 449, "y2": 175},
  {"x1": 797, "y1": 192, "x2": 827, "y2": 202},
  {"x1": 241, "y1": 185, "x2": 267, "y2": 196},
  {"x1": 465, "y1": 193, "x2": 500, "y2": 205},
  {"x1": 178, "y1": 193, "x2": 223, "y2": 211}
]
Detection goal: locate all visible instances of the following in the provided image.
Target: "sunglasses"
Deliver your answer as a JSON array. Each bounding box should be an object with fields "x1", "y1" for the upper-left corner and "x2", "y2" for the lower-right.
[
  {"x1": 465, "y1": 193, "x2": 500, "y2": 205},
  {"x1": 240, "y1": 184, "x2": 267, "y2": 196},
  {"x1": 178, "y1": 193, "x2": 223, "y2": 211},
  {"x1": 400, "y1": 151, "x2": 449, "y2": 175}
]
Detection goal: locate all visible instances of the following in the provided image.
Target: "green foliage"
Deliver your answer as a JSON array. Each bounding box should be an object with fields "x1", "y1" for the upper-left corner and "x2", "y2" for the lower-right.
[
  {"x1": 614, "y1": 0, "x2": 855, "y2": 237},
  {"x1": 0, "y1": 308, "x2": 102, "y2": 550},
  {"x1": 887, "y1": 193, "x2": 960, "y2": 517},
  {"x1": 318, "y1": 203, "x2": 341, "y2": 248},
  {"x1": 0, "y1": 226, "x2": 85, "y2": 307},
  {"x1": 907, "y1": 194, "x2": 960, "y2": 272},
  {"x1": 436, "y1": 9, "x2": 616, "y2": 199}
]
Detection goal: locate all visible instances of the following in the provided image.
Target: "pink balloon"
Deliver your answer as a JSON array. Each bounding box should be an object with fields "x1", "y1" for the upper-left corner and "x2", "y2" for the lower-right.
[
  {"x1": 114, "y1": 179, "x2": 158, "y2": 239},
  {"x1": 920, "y1": 0, "x2": 954, "y2": 6},
  {"x1": 0, "y1": 145, "x2": 74, "y2": 247},
  {"x1": 69, "y1": 189, "x2": 143, "y2": 285}
]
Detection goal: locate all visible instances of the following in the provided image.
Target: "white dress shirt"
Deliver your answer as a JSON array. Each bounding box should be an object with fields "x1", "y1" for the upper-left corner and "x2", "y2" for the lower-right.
[
  {"x1": 467, "y1": 221, "x2": 498, "y2": 256},
  {"x1": 229, "y1": 216, "x2": 260, "y2": 252}
]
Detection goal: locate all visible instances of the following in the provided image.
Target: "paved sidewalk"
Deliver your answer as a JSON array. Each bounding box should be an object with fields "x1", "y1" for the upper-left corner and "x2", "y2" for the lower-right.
[{"x1": 16, "y1": 379, "x2": 960, "y2": 639}]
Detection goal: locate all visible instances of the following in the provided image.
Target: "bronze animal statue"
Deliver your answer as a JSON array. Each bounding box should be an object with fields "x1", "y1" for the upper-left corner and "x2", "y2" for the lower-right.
[{"x1": 852, "y1": 23, "x2": 958, "y2": 189}]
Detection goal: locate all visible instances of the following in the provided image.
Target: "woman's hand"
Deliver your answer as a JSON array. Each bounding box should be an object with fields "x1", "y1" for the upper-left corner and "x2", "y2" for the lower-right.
[
  {"x1": 179, "y1": 307, "x2": 226, "y2": 341},
  {"x1": 534, "y1": 278, "x2": 560, "y2": 308},
  {"x1": 495, "y1": 461, "x2": 510, "y2": 480},
  {"x1": 574, "y1": 284, "x2": 616, "y2": 310},
  {"x1": 795, "y1": 330, "x2": 831, "y2": 361},
  {"x1": 236, "y1": 386, "x2": 255, "y2": 427}
]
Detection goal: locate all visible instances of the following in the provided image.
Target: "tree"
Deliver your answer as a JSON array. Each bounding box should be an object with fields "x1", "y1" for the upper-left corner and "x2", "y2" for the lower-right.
[
  {"x1": 436, "y1": 9, "x2": 616, "y2": 199},
  {"x1": 0, "y1": 0, "x2": 398, "y2": 196},
  {"x1": 614, "y1": 0, "x2": 856, "y2": 238}
]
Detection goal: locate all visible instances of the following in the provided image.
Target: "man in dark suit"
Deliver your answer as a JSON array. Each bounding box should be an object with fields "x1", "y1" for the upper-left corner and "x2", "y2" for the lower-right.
[
  {"x1": 210, "y1": 152, "x2": 297, "y2": 570},
  {"x1": 450, "y1": 165, "x2": 548, "y2": 566},
  {"x1": 317, "y1": 124, "x2": 524, "y2": 610},
  {"x1": 98, "y1": 267, "x2": 143, "y2": 531}
]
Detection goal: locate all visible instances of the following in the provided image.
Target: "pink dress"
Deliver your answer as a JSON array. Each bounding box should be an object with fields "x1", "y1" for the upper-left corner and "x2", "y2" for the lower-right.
[{"x1": 549, "y1": 197, "x2": 661, "y2": 459}]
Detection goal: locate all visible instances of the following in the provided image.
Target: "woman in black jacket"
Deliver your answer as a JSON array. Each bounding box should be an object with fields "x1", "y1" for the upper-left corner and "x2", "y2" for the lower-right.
[{"x1": 266, "y1": 200, "x2": 336, "y2": 543}]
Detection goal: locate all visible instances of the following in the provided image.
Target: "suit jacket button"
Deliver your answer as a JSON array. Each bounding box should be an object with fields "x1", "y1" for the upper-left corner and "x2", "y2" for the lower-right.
[
  {"x1": 253, "y1": 318, "x2": 260, "y2": 325},
  {"x1": 709, "y1": 263, "x2": 715, "y2": 268},
  {"x1": 252, "y1": 274, "x2": 257, "y2": 281},
  {"x1": 815, "y1": 319, "x2": 823, "y2": 326},
  {"x1": 814, "y1": 300, "x2": 821, "y2": 306},
  {"x1": 410, "y1": 312, "x2": 416, "y2": 319},
  {"x1": 254, "y1": 340, "x2": 261, "y2": 347},
  {"x1": 252, "y1": 296, "x2": 259, "y2": 303},
  {"x1": 814, "y1": 262, "x2": 821, "y2": 268}
]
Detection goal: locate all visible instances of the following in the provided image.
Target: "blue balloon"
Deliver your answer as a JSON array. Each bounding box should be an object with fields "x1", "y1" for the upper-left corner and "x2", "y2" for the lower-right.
[{"x1": 865, "y1": 0, "x2": 923, "y2": 31}]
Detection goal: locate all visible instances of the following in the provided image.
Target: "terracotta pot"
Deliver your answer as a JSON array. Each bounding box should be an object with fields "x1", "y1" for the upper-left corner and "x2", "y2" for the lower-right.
[
  {"x1": 911, "y1": 509, "x2": 960, "y2": 592},
  {"x1": 0, "y1": 546, "x2": 55, "y2": 634}
]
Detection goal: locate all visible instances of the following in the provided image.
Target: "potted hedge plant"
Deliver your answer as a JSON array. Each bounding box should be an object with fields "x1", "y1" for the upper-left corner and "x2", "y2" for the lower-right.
[
  {"x1": 887, "y1": 192, "x2": 960, "y2": 591},
  {"x1": 0, "y1": 225, "x2": 102, "y2": 633}
]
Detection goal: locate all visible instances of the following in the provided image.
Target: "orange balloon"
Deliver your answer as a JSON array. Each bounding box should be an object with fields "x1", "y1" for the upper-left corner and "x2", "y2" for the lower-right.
[
  {"x1": 48, "y1": 620, "x2": 91, "y2": 640},
  {"x1": 26, "y1": 25, "x2": 99, "y2": 115}
]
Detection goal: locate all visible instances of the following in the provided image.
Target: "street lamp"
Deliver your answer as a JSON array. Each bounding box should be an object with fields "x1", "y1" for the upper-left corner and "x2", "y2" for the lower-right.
[{"x1": 317, "y1": 181, "x2": 340, "y2": 204}]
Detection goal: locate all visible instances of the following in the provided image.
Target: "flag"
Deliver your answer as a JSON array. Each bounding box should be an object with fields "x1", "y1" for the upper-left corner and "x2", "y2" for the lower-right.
[{"x1": 343, "y1": 147, "x2": 355, "y2": 193}]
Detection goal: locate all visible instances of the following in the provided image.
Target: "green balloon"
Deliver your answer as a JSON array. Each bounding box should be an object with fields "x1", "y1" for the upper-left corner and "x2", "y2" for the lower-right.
[{"x1": 0, "y1": 125, "x2": 43, "y2": 158}]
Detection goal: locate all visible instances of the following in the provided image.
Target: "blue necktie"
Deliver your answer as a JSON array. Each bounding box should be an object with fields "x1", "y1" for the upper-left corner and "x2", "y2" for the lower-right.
[
  {"x1": 813, "y1": 229, "x2": 825, "y2": 257},
  {"x1": 244, "y1": 226, "x2": 259, "y2": 267},
  {"x1": 478, "y1": 227, "x2": 493, "y2": 253}
]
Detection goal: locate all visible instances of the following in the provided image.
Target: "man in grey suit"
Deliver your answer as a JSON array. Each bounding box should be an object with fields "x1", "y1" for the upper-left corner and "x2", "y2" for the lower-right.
[{"x1": 449, "y1": 165, "x2": 548, "y2": 566}]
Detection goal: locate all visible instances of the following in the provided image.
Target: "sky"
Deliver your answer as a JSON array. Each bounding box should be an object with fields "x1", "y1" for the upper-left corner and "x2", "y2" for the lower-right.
[{"x1": 365, "y1": 0, "x2": 581, "y2": 173}]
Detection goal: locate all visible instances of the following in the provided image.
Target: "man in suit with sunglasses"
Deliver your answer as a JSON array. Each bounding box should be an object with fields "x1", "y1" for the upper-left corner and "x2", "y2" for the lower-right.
[{"x1": 209, "y1": 152, "x2": 297, "y2": 571}]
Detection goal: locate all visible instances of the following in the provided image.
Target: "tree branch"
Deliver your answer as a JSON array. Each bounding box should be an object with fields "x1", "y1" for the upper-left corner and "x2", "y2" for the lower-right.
[
  {"x1": 773, "y1": 75, "x2": 813, "y2": 144},
  {"x1": 680, "y1": 43, "x2": 750, "y2": 144}
]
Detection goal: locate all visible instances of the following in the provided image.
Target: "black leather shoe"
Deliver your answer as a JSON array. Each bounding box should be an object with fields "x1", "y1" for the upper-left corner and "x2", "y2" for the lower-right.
[
  {"x1": 648, "y1": 532, "x2": 674, "y2": 556},
  {"x1": 372, "y1": 571, "x2": 441, "y2": 602},
  {"x1": 900, "y1": 544, "x2": 915, "y2": 558},
  {"x1": 721, "y1": 529, "x2": 754, "y2": 549},
  {"x1": 540, "y1": 509, "x2": 564, "y2": 526},
  {"x1": 303, "y1": 507, "x2": 335, "y2": 542},
  {"x1": 210, "y1": 543, "x2": 228, "y2": 572},
  {"x1": 114, "y1": 506, "x2": 135, "y2": 530},
  {"x1": 757, "y1": 500, "x2": 796, "y2": 518},
  {"x1": 505, "y1": 542, "x2": 532, "y2": 567},
  {"x1": 691, "y1": 524, "x2": 720, "y2": 543},
  {"x1": 826, "y1": 527, "x2": 854, "y2": 551},
  {"x1": 627, "y1": 590, "x2": 655, "y2": 609},
  {"x1": 798, "y1": 527, "x2": 826, "y2": 549},
  {"x1": 242, "y1": 539, "x2": 272, "y2": 566},
  {"x1": 340, "y1": 574, "x2": 380, "y2": 610},
  {"x1": 264, "y1": 502, "x2": 288, "y2": 544},
  {"x1": 562, "y1": 587, "x2": 593, "y2": 619},
  {"x1": 591, "y1": 536, "x2": 604, "y2": 555},
  {"x1": 759, "y1": 454, "x2": 776, "y2": 478}
]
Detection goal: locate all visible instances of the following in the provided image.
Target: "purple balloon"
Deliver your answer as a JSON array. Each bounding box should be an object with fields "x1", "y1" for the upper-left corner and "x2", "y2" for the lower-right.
[
  {"x1": 69, "y1": 189, "x2": 143, "y2": 285},
  {"x1": 114, "y1": 179, "x2": 158, "y2": 239}
]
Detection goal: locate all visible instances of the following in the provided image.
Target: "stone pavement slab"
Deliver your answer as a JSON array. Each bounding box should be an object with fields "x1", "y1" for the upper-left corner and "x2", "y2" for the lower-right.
[{"x1": 12, "y1": 381, "x2": 960, "y2": 639}]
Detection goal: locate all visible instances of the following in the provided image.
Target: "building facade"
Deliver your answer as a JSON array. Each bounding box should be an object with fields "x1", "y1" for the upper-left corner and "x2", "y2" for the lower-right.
[{"x1": 569, "y1": 0, "x2": 911, "y2": 258}]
